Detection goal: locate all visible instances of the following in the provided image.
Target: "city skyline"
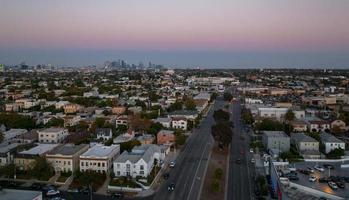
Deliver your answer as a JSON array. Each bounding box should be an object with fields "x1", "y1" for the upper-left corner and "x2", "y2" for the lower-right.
[{"x1": 1, "y1": 0, "x2": 349, "y2": 68}]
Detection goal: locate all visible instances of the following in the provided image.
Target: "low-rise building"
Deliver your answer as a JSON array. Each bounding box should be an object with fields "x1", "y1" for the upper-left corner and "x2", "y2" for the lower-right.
[
  {"x1": 113, "y1": 144, "x2": 163, "y2": 178},
  {"x1": 153, "y1": 117, "x2": 172, "y2": 128},
  {"x1": 46, "y1": 143, "x2": 89, "y2": 173},
  {"x1": 319, "y1": 132, "x2": 345, "y2": 154},
  {"x1": 80, "y1": 144, "x2": 120, "y2": 174},
  {"x1": 290, "y1": 120, "x2": 308, "y2": 132},
  {"x1": 1, "y1": 129, "x2": 27, "y2": 145},
  {"x1": 0, "y1": 143, "x2": 21, "y2": 166},
  {"x1": 63, "y1": 103, "x2": 81, "y2": 114},
  {"x1": 96, "y1": 128, "x2": 113, "y2": 141},
  {"x1": 14, "y1": 143, "x2": 59, "y2": 170},
  {"x1": 172, "y1": 117, "x2": 187, "y2": 130},
  {"x1": 290, "y1": 133, "x2": 320, "y2": 159},
  {"x1": 38, "y1": 128, "x2": 68, "y2": 144},
  {"x1": 262, "y1": 131, "x2": 290, "y2": 153},
  {"x1": 157, "y1": 130, "x2": 175, "y2": 145}
]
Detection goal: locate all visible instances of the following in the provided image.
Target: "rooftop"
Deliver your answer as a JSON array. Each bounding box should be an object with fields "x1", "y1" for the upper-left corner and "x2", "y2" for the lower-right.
[
  {"x1": 319, "y1": 132, "x2": 344, "y2": 143},
  {"x1": 38, "y1": 127, "x2": 66, "y2": 133},
  {"x1": 47, "y1": 143, "x2": 88, "y2": 156},
  {"x1": 291, "y1": 133, "x2": 318, "y2": 143},
  {"x1": 18, "y1": 143, "x2": 59, "y2": 155},
  {"x1": 0, "y1": 189, "x2": 42, "y2": 200},
  {"x1": 81, "y1": 144, "x2": 119, "y2": 158},
  {"x1": 263, "y1": 131, "x2": 289, "y2": 138}
]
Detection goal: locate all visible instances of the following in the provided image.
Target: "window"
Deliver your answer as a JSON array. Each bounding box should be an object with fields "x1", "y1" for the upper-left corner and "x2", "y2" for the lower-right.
[
  {"x1": 140, "y1": 165, "x2": 144, "y2": 170},
  {"x1": 126, "y1": 164, "x2": 130, "y2": 169},
  {"x1": 140, "y1": 171, "x2": 144, "y2": 175},
  {"x1": 117, "y1": 171, "x2": 120, "y2": 176},
  {"x1": 68, "y1": 161, "x2": 70, "y2": 165},
  {"x1": 102, "y1": 163, "x2": 105, "y2": 167},
  {"x1": 117, "y1": 164, "x2": 120, "y2": 168},
  {"x1": 86, "y1": 162, "x2": 88, "y2": 167},
  {"x1": 98, "y1": 163, "x2": 100, "y2": 167},
  {"x1": 81, "y1": 162, "x2": 84, "y2": 166}
]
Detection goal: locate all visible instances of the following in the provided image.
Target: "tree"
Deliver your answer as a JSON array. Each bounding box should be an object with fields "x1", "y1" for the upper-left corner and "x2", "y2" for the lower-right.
[
  {"x1": 241, "y1": 108, "x2": 254, "y2": 124},
  {"x1": 223, "y1": 92, "x2": 233, "y2": 101},
  {"x1": 214, "y1": 168, "x2": 223, "y2": 179},
  {"x1": 175, "y1": 132, "x2": 187, "y2": 146},
  {"x1": 255, "y1": 119, "x2": 283, "y2": 132},
  {"x1": 210, "y1": 93, "x2": 218, "y2": 102},
  {"x1": 0, "y1": 112, "x2": 36, "y2": 129},
  {"x1": 167, "y1": 101, "x2": 183, "y2": 112},
  {"x1": 284, "y1": 110, "x2": 295, "y2": 122},
  {"x1": 120, "y1": 139, "x2": 141, "y2": 152},
  {"x1": 331, "y1": 125, "x2": 342, "y2": 135},
  {"x1": 211, "y1": 122, "x2": 233, "y2": 148},
  {"x1": 116, "y1": 124, "x2": 128, "y2": 134},
  {"x1": 213, "y1": 109, "x2": 230, "y2": 123},
  {"x1": 327, "y1": 148, "x2": 345, "y2": 159},
  {"x1": 30, "y1": 157, "x2": 54, "y2": 181},
  {"x1": 147, "y1": 123, "x2": 163, "y2": 136},
  {"x1": 185, "y1": 99, "x2": 196, "y2": 110},
  {"x1": 0, "y1": 164, "x2": 15, "y2": 178},
  {"x1": 45, "y1": 117, "x2": 64, "y2": 127},
  {"x1": 130, "y1": 114, "x2": 151, "y2": 133}
]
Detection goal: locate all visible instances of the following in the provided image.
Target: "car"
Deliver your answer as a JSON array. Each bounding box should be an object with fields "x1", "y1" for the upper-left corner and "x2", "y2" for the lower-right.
[
  {"x1": 163, "y1": 173, "x2": 170, "y2": 180},
  {"x1": 46, "y1": 189, "x2": 60, "y2": 196},
  {"x1": 251, "y1": 158, "x2": 255, "y2": 163},
  {"x1": 314, "y1": 165, "x2": 325, "y2": 172},
  {"x1": 67, "y1": 188, "x2": 80, "y2": 193},
  {"x1": 336, "y1": 181, "x2": 345, "y2": 189},
  {"x1": 319, "y1": 177, "x2": 331, "y2": 183},
  {"x1": 249, "y1": 148, "x2": 254, "y2": 153},
  {"x1": 297, "y1": 169, "x2": 310, "y2": 175},
  {"x1": 111, "y1": 192, "x2": 124, "y2": 199},
  {"x1": 236, "y1": 158, "x2": 242, "y2": 164},
  {"x1": 309, "y1": 176, "x2": 317, "y2": 182},
  {"x1": 169, "y1": 161, "x2": 176, "y2": 168},
  {"x1": 167, "y1": 183, "x2": 175, "y2": 192},
  {"x1": 50, "y1": 197, "x2": 66, "y2": 200},
  {"x1": 323, "y1": 164, "x2": 335, "y2": 170},
  {"x1": 307, "y1": 167, "x2": 314, "y2": 173},
  {"x1": 328, "y1": 181, "x2": 338, "y2": 190}
]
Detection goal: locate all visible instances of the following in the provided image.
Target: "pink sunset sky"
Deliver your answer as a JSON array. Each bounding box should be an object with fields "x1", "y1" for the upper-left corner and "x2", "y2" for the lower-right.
[{"x1": 0, "y1": 0, "x2": 349, "y2": 67}]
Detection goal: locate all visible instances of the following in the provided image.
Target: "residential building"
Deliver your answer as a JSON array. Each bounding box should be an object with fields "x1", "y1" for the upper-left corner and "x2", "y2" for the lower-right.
[
  {"x1": 290, "y1": 133, "x2": 320, "y2": 159},
  {"x1": 153, "y1": 117, "x2": 172, "y2": 128},
  {"x1": 14, "y1": 143, "x2": 59, "y2": 170},
  {"x1": 305, "y1": 117, "x2": 330, "y2": 132},
  {"x1": 80, "y1": 144, "x2": 120, "y2": 174},
  {"x1": 38, "y1": 128, "x2": 68, "y2": 143},
  {"x1": 112, "y1": 106, "x2": 126, "y2": 115},
  {"x1": 290, "y1": 120, "x2": 308, "y2": 132},
  {"x1": 319, "y1": 132, "x2": 345, "y2": 154},
  {"x1": 96, "y1": 128, "x2": 113, "y2": 141},
  {"x1": 262, "y1": 131, "x2": 290, "y2": 153},
  {"x1": 63, "y1": 103, "x2": 81, "y2": 114},
  {"x1": 115, "y1": 115, "x2": 128, "y2": 127},
  {"x1": 113, "y1": 144, "x2": 163, "y2": 178},
  {"x1": 157, "y1": 130, "x2": 175, "y2": 145},
  {"x1": 0, "y1": 143, "x2": 21, "y2": 166},
  {"x1": 0, "y1": 188, "x2": 42, "y2": 200},
  {"x1": 46, "y1": 143, "x2": 89, "y2": 173},
  {"x1": 1, "y1": 129, "x2": 27, "y2": 145},
  {"x1": 137, "y1": 134, "x2": 155, "y2": 145},
  {"x1": 172, "y1": 117, "x2": 187, "y2": 130}
]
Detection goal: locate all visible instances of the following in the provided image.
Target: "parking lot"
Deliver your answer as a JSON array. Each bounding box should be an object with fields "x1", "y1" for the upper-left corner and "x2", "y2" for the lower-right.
[{"x1": 288, "y1": 161, "x2": 349, "y2": 199}]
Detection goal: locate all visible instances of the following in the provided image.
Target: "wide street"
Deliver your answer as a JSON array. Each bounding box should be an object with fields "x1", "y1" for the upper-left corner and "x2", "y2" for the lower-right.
[
  {"x1": 153, "y1": 99, "x2": 224, "y2": 200},
  {"x1": 227, "y1": 90, "x2": 255, "y2": 200}
]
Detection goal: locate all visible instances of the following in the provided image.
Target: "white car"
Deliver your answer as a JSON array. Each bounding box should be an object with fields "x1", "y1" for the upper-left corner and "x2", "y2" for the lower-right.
[
  {"x1": 251, "y1": 158, "x2": 255, "y2": 163},
  {"x1": 309, "y1": 175, "x2": 317, "y2": 182},
  {"x1": 46, "y1": 189, "x2": 60, "y2": 196},
  {"x1": 314, "y1": 165, "x2": 325, "y2": 172},
  {"x1": 328, "y1": 181, "x2": 338, "y2": 190},
  {"x1": 307, "y1": 167, "x2": 314, "y2": 173},
  {"x1": 169, "y1": 161, "x2": 176, "y2": 168},
  {"x1": 249, "y1": 148, "x2": 254, "y2": 153}
]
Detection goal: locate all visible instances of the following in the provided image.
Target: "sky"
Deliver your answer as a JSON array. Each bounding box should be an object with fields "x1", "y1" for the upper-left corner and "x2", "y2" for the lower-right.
[{"x1": 0, "y1": 0, "x2": 349, "y2": 68}]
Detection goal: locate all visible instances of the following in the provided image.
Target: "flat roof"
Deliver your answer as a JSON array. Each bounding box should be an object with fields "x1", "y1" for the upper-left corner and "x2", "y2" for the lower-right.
[
  {"x1": 47, "y1": 143, "x2": 87, "y2": 156},
  {"x1": 263, "y1": 131, "x2": 289, "y2": 138},
  {"x1": 0, "y1": 188, "x2": 42, "y2": 200},
  {"x1": 19, "y1": 143, "x2": 59, "y2": 155},
  {"x1": 81, "y1": 144, "x2": 119, "y2": 158}
]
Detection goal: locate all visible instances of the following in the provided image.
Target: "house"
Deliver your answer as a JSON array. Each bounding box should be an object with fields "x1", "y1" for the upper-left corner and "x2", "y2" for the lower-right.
[
  {"x1": 331, "y1": 120, "x2": 347, "y2": 132},
  {"x1": 63, "y1": 115, "x2": 81, "y2": 127},
  {"x1": 137, "y1": 134, "x2": 155, "y2": 145},
  {"x1": 115, "y1": 115, "x2": 128, "y2": 127},
  {"x1": 14, "y1": 143, "x2": 59, "y2": 170},
  {"x1": 113, "y1": 130, "x2": 135, "y2": 144},
  {"x1": 157, "y1": 130, "x2": 175, "y2": 145},
  {"x1": 262, "y1": 131, "x2": 290, "y2": 153},
  {"x1": 305, "y1": 117, "x2": 330, "y2": 132},
  {"x1": 290, "y1": 120, "x2": 307, "y2": 132},
  {"x1": 258, "y1": 107, "x2": 288, "y2": 120},
  {"x1": 193, "y1": 99, "x2": 209, "y2": 113},
  {"x1": 153, "y1": 117, "x2": 172, "y2": 128},
  {"x1": 96, "y1": 128, "x2": 113, "y2": 141},
  {"x1": 113, "y1": 144, "x2": 163, "y2": 178},
  {"x1": 172, "y1": 117, "x2": 187, "y2": 130},
  {"x1": 319, "y1": 132, "x2": 345, "y2": 154},
  {"x1": 46, "y1": 143, "x2": 89, "y2": 173},
  {"x1": 80, "y1": 144, "x2": 120, "y2": 174},
  {"x1": 1, "y1": 129, "x2": 27, "y2": 145},
  {"x1": 0, "y1": 143, "x2": 21, "y2": 166},
  {"x1": 38, "y1": 128, "x2": 68, "y2": 144},
  {"x1": 168, "y1": 110, "x2": 198, "y2": 120},
  {"x1": 0, "y1": 188, "x2": 43, "y2": 200},
  {"x1": 112, "y1": 106, "x2": 126, "y2": 115},
  {"x1": 63, "y1": 103, "x2": 81, "y2": 114},
  {"x1": 290, "y1": 133, "x2": 320, "y2": 159}
]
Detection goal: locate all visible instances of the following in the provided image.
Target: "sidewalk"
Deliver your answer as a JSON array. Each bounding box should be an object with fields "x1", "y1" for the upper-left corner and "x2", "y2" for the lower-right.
[
  {"x1": 58, "y1": 175, "x2": 74, "y2": 191},
  {"x1": 96, "y1": 175, "x2": 110, "y2": 195}
]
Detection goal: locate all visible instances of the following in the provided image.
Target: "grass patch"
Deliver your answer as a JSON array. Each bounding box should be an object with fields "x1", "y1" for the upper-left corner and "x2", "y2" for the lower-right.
[
  {"x1": 110, "y1": 177, "x2": 140, "y2": 188},
  {"x1": 70, "y1": 171, "x2": 106, "y2": 191}
]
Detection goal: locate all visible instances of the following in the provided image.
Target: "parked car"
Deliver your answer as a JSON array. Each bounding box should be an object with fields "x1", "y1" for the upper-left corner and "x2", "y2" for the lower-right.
[
  {"x1": 249, "y1": 148, "x2": 254, "y2": 153},
  {"x1": 169, "y1": 161, "x2": 176, "y2": 168},
  {"x1": 236, "y1": 158, "x2": 242, "y2": 164},
  {"x1": 309, "y1": 176, "x2": 317, "y2": 182},
  {"x1": 307, "y1": 167, "x2": 314, "y2": 173},
  {"x1": 336, "y1": 181, "x2": 345, "y2": 189},
  {"x1": 319, "y1": 177, "x2": 331, "y2": 183},
  {"x1": 314, "y1": 165, "x2": 325, "y2": 172},
  {"x1": 46, "y1": 189, "x2": 60, "y2": 196},
  {"x1": 297, "y1": 169, "x2": 310, "y2": 175},
  {"x1": 167, "y1": 183, "x2": 175, "y2": 192},
  {"x1": 67, "y1": 188, "x2": 80, "y2": 193},
  {"x1": 323, "y1": 164, "x2": 335, "y2": 169},
  {"x1": 328, "y1": 181, "x2": 338, "y2": 190},
  {"x1": 251, "y1": 158, "x2": 255, "y2": 163}
]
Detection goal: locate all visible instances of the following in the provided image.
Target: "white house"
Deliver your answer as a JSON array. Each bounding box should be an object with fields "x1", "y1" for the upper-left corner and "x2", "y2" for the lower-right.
[
  {"x1": 153, "y1": 117, "x2": 172, "y2": 128},
  {"x1": 1, "y1": 129, "x2": 27, "y2": 145},
  {"x1": 38, "y1": 128, "x2": 68, "y2": 143},
  {"x1": 171, "y1": 117, "x2": 187, "y2": 130},
  {"x1": 113, "y1": 144, "x2": 163, "y2": 178},
  {"x1": 258, "y1": 107, "x2": 288, "y2": 120},
  {"x1": 80, "y1": 144, "x2": 120, "y2": 174},
  {"x1": 96, "y1": 128, "x2": 113, "y2": 141},
  {"x1": 115, "y1": 115, "x2": 128, "y2": 127},
  {"x1": 319, "y1": 132, "x2": 345, "y2": 154}
]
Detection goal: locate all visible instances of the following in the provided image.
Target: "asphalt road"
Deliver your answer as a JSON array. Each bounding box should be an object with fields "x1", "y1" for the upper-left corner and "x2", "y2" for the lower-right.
[
  {"x1": 152, "y1": 99, "x2": 224, "y2": 200},
  {"x1": 227, "y1": 96, "x2": 255, "y2": 200}
]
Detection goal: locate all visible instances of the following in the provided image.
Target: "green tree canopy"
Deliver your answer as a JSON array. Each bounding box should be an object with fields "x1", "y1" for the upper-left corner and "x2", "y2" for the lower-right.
[
  {"x1": 213, "y1": 109, "x2": 230, "y2": 123},
  {"x1": 185, "y1": 99, "x2": 196, "y2": 110},
  {"x1": 284, "y1": 109, "x2": 295, "y2": 122}
]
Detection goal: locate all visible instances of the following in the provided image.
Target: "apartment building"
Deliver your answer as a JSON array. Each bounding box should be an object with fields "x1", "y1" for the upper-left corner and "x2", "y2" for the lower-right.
[{"x1": 38, "y1": 128, "x2": 68, "y2": 143}]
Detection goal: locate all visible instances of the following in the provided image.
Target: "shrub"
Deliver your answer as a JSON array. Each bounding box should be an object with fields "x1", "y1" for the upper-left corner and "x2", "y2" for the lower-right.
[{"x1": 214, "y1": 168, "x2": 223, "y2": 180}]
